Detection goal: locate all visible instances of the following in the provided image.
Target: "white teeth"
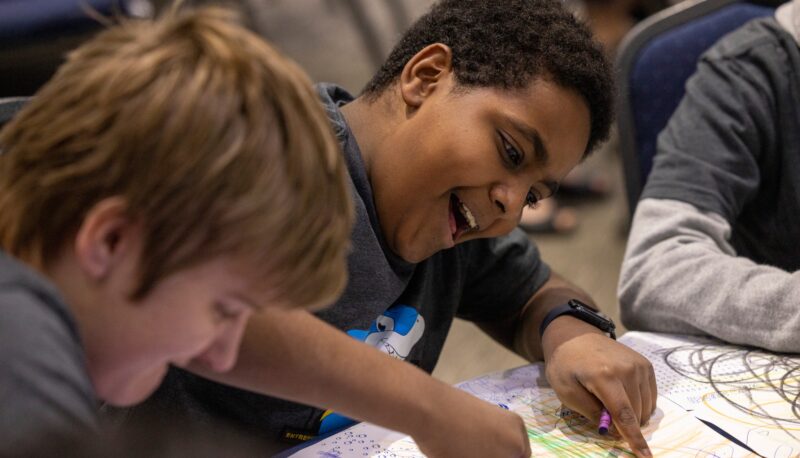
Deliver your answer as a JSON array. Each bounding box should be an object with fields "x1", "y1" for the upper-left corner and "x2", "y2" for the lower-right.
[{"x1": 458, "y1": 202, "x2": 478, "y2": 230}]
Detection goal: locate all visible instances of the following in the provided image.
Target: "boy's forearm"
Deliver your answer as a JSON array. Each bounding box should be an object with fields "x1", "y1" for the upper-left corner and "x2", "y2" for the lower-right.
[
  {"x1": 192, "y1": 308, "x2": 536, "y2": 457},
  {"x1": 188, "y1": 308, "x2": 444, "y2": 438},
  {"x1": 515, "y1": 273, "x2": 596, "y2": 361},
  {"x1": 620, "y1": 198, "x2": 800, "y2": 353},
  {"x1": 476, "y1": 272, "x2": 595, "y2": 362}
]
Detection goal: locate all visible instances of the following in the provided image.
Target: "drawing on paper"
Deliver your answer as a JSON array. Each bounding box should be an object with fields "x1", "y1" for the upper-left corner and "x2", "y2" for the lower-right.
[
  {"x1": 292, "y1": 333, "x2": 799, "y2": 458},
  {"x1": 620, "y1": 332, "x2": 800, "y2": 458},
  {"x1": 662, "y1": 344, "x2": 800, "y2": 428},
  {"x1": 660, "y1": 343, "x2": 800, "y2": 457},
  {"x1": 377, "y1": 365, "x2": 752, "y2": 458}
]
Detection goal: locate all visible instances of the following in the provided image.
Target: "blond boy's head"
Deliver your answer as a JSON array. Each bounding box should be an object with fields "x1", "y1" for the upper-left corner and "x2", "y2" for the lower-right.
[{"x1": 0, "y1": 7, "x2": 352, "y2": 310}]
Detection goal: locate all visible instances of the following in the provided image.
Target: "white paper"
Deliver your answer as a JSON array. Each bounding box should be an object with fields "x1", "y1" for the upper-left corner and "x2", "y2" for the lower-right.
[
  {"x1": 289, "y1": 332, "x2": 800, "y2": 457},
  {"x1": 618, "y1": 332, "x2": 744, "y2": 410},
  {"x1": 620, "y1": 331, "x2": 800, "y2": 456}
]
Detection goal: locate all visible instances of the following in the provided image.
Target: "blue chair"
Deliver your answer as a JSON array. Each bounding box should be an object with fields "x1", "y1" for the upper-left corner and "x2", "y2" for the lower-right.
[
  {"x1": 0, "y1": 1, "x2": 149, "y2": 97},
  {"x1": 615, "y1": 0, "x2": 776, "y2": 220}
]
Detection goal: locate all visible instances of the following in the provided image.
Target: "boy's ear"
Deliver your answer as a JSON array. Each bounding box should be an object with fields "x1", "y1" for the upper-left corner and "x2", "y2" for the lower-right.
[
  {"x1": 73, "y1": 197, "x2": 138, "y2": 281},
  {"x1": 399, "y1": 43, "x2": 454, "y2": 109}
]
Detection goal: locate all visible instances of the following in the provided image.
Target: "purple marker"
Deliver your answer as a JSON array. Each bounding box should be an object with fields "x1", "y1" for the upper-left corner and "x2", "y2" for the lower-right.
[{"x1": 598, "y1": 408, "x2": 612, "y2": 435}]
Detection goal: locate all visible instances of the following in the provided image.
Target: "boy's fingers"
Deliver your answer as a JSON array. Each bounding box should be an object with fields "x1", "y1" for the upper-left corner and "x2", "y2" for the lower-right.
[
  {"x1": 640, "y1": 378, "x2": 655, "y2": 425},
  {"x1": 555, "y1": 385, "x2": 604, "y2": 424},
  {"x1": 626, "y1": 379, "x2": 643, "y2": 427},
  {"x1": 649, "y1": 365, "x2": 658, "y2": 417},
  {"x1": 637, "y1": 362, "x2": 657, "y2": 425},
  {"x1": 593, "y1": 381, "x2": 652, "y2": 457}
]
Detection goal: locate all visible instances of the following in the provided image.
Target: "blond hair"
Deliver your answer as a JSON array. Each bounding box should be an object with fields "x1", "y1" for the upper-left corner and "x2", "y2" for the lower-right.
[{"x1": 0, "y1": 6, "x2": 352, "y2": 308}]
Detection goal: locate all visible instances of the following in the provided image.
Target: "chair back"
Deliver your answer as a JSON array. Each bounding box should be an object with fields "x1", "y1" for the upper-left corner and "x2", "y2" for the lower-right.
[
  {"x1": 616, "y1": 0, "x2": 776, "y2": 219},
  {"x1": 0, "y1": 1, "x2": 147, "y2": 97}
]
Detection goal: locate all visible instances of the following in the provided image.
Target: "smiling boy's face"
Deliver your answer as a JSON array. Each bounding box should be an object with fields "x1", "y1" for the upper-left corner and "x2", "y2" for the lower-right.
[{"x1": 368, "y1": 74, "x2": 591, "y2": 263}]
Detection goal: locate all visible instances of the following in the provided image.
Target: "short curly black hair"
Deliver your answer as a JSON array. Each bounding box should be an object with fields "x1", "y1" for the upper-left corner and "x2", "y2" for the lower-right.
[{"x1": 362, "y1": 0, "x2": 614, "y2": 155}]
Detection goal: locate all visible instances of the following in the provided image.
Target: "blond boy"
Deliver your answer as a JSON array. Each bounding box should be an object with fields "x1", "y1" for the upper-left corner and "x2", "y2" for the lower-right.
[{"x1": 0, "y1": 6, "x2": 351, "y2": 450}]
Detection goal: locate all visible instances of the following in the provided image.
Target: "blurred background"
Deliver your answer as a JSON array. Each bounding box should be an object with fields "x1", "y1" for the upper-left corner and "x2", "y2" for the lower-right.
[{"x1": 0, "y1": 0, "x2": 674, "y2": 384}]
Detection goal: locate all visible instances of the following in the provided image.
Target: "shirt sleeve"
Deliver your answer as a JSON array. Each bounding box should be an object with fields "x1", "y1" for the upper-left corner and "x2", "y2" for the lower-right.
[
  {"x1": 619, "y1": 198, "x2": 800, "y2": 353},
  {"x1": 456, "y1": 228, "x2": 550, "y2": 323},
  {"x1": 0, "y1": 288, "x2": 97, "y2": 451},
  {"x1": 641, "y1": 42, "x2": 777, "y2": 220}
]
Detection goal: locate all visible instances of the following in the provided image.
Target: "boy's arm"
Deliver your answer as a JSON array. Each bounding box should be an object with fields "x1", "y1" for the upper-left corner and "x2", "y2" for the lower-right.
[
  {"x1": 188, "y1": 308, "x2": 531, "y2": 458},
  {"x1": 0, "y1": 290, "x2": 98, "y2": 450},
  {"x1": 619, "y1": 27, "x2": 798, "y2": 353},
  {"x1": 619, "y1": 198, "x2": 800, "y2": 352},
  {"x1": 475, "y1": 272, "x2": 655, "y2": 458}
]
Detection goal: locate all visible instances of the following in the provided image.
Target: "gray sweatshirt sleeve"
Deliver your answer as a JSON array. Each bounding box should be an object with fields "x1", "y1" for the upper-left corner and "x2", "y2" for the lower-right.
[
  {"x1": 618, "y1": 198, "x2": 800, "y2": 353},
  {"x1": 0, "y1": 287, "x2": 97, "y2": 451}
]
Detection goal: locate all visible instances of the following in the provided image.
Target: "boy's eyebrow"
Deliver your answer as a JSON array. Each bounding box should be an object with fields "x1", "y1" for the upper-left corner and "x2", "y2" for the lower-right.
[
  {"x1": 542, "y1": 180, "x2": 559, "y2": 198},
  {"x1": 232, "y1": 293, "x2": 262, "y2": 311},
  {"x1": 507, "y1": 117, "x2": 550, "y2": 166}
]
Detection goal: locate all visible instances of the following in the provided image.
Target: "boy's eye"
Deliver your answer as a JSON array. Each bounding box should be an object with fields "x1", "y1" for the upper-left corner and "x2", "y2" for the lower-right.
[
  {"x1": 214, "y1": 301, "x2": 241, "y2": 321},
  {"x1": 526, "y1": 189, "x2": 541, "y2": 208},
  {"x1": 501, "y1": 133, "x2": 523, "y2": 167}
]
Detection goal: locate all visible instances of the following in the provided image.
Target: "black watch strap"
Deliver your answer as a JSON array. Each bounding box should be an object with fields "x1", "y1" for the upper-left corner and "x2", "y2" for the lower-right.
[{"x1": 538, "y1": 299, "x2": 616, "y2": 340}]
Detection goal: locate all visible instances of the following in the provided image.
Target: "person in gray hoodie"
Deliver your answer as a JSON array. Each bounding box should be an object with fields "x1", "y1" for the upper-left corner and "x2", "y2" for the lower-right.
[{"x1": 619, "y1": 0, "x2": 800, "y2": 353}]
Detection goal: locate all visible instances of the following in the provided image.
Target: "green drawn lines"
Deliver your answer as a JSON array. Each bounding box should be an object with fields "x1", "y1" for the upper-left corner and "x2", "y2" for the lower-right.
[{"x1": 527, "y1": 428, "x2": 635, "y2": 457}]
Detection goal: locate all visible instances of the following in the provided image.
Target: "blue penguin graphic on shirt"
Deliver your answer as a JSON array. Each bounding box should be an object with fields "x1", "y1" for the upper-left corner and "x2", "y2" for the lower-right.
[{"x1": 317, "y1": 305, "x2": 425, "y2": 435}]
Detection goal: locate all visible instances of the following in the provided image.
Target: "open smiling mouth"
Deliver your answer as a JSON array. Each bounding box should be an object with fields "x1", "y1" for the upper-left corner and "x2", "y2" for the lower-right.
[{"x1": 449, "y1": 193, "x2": 479, "y2": 241}]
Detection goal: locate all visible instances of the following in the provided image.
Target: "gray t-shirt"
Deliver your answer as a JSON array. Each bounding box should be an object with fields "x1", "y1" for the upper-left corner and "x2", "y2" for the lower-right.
[
  {"x1": 642, "y1": 17, "x2": 800, "y2": 271},
  {"x1": 131, "y1": 84, "x2": 551, "y2": 446},
  {"x1": 0, "y1": 251, "x2": 97, "y2": 452}
]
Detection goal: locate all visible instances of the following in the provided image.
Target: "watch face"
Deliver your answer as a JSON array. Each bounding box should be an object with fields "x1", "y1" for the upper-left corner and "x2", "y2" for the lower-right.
[
  {"x1": 568, "y1": 299, "x2": 616, "y2": 334},
  {"x1": 569, "y1": 299, "x2": 600, "y2": 315}
]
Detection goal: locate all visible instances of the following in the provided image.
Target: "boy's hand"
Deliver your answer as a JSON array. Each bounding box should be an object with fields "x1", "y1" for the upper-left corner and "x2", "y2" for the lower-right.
[
  {"x1": 412, "y1": 390, "x2": 531, "y2": 458},
  {"x1": 542, "y1": 316, "x2": 656, "y2": 458}
]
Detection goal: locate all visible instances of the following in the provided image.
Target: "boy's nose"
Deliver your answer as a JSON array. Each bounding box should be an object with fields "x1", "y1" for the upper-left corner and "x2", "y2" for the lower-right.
[
  {"x1": 196, "y1": 315, "x2": 249, "y2": 373},
  {"x1": 490, "y1": 182, "x2": 529, "y2": 222}
]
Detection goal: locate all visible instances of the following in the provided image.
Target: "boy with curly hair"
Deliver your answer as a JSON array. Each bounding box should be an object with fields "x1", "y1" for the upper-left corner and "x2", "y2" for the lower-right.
[{"x1": 143, "y1": 1, "x2": 656, "y2": 456}]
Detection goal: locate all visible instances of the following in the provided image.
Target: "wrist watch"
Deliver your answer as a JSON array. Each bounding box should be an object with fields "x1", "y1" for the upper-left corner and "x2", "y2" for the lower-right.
[{"x1": 538, "y1": 299, "x2": 616, "y2": 340}]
